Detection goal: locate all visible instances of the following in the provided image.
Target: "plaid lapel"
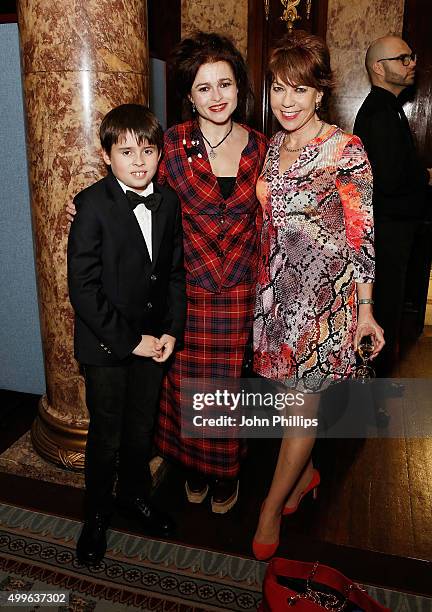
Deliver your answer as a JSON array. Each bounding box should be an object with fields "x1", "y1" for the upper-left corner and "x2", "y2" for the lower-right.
[{"x1": 184, "y1": 121, "x2": 266, "y2": 210}]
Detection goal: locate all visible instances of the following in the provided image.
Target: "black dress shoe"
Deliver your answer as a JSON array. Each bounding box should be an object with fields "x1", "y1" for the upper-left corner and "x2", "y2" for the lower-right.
[
  {"x1": 376, "y1": 407, "x2": 391, "y2": 428},
  {"x1": 117, "y1": 497, "x2": 176, "y2": 536},
  {"x1": 76, "y1": 513, "x2": 109, "y2": 566},
  {"x1": 387, "y1": 381, "x2": 404, "y2": 397}
]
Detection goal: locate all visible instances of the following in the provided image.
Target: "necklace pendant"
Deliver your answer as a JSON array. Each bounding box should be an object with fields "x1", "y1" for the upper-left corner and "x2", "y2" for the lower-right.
[{"x1": 199, "y1": 121, "x2": 233, "y2": 160}]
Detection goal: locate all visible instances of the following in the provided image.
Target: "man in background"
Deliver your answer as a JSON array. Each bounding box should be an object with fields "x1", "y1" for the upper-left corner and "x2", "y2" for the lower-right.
[{"x1": 354, "y1": 35, "x2": 431, "y2": 378}]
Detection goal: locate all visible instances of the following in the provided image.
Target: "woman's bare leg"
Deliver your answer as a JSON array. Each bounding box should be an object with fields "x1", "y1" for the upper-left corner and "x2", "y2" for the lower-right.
[{"x1": 254, "y1": 392, "x2": 320, "y2": 544}]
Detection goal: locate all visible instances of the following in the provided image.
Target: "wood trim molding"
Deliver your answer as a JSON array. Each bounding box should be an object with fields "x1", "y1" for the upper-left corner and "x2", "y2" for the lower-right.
[
  {"x1": 0, "y1": 0, "x2": 17, "y2": 23},
  {"x1": 247, "y1": 0, "x2": 268, "y2": 131},
  {"x1": 247, "y1": 0, "x2": 328, "y2": 135},
  {"x1": 0, "y1": 13, "x2": 17, "y2": 24}
]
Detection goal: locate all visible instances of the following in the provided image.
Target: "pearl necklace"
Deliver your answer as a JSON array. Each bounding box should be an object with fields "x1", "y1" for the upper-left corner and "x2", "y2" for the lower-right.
[{"x1": 282, "y1": 121, "x2": 325, "y2": 153}]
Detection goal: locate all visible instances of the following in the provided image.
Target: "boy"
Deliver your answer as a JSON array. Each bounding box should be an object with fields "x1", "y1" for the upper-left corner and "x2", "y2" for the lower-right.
[{"x1": 67, "y1": 104, "x2": 186, "y2": 566}]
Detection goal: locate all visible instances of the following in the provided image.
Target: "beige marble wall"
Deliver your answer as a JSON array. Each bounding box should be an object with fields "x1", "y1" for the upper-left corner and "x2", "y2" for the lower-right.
[
  {"x1": 181, "y1": 0, "x2": 248, "y2": 58},
  {"x1": 327, "y1": 0, "x2": 405, "y2": 131},
  {"x1": 18, "y1": 0, "x2": 148, "y2": 468},
  {"x1": 180, "y1": 0, "x2": 404, "y2": 128}
]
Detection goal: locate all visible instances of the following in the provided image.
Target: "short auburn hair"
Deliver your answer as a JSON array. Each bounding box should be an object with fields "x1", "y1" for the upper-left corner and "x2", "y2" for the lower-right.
[
  {"x1": 99, "y1": 104, "x2": 164, "y2": 155},
  {"x1": 268, "y1": 30, "x2": 334, "y2": 101},
  {"x1": 170, "y1": 31, "x2": 253, "y2": 121}
]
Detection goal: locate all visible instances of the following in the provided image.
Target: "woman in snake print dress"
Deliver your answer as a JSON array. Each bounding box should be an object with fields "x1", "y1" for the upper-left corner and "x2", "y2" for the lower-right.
[{"x1": 252, "y1": 31, "x2": 385, "y2": 560}]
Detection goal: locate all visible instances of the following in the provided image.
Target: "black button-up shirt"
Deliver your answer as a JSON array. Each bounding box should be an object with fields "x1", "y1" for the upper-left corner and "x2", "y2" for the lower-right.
[{"x1": 354, "y1": 86, "x2": 428, "y2": 220}]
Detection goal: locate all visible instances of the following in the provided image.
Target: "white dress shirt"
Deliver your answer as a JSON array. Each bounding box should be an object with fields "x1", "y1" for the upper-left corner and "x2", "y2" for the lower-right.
[{"x1": 117, "y1": 179, "x2": 153, "y2": 261}]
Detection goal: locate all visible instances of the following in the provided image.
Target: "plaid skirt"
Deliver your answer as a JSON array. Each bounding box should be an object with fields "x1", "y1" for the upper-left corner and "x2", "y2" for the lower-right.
[{"x1": 155, "y1": 282, "x2": 255, "y2": 478}]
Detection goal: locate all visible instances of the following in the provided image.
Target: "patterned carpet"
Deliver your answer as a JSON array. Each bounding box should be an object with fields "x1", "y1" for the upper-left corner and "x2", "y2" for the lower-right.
[
  {"x1": 0, "y1": 502, "x2": 264, "y2": 611},
  {"x1": 1, "y1": 503, "x2": 432, "y2": 611}
]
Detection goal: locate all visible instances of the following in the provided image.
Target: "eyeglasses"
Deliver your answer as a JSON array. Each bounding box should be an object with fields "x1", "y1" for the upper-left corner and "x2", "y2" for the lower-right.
[{"x1": 377, "y1": 52, "x2": 417, "y2": 66}]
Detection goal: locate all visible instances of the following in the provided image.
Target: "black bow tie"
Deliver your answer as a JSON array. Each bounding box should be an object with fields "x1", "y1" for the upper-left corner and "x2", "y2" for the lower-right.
[{"x1": 125, "y1": 190, "x2": 162, "y2": 212}]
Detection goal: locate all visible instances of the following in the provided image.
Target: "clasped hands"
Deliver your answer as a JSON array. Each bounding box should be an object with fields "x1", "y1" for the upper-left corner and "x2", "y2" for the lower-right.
[{"x1": 132, "y1": 333, "x2": 176, "y2": 362}]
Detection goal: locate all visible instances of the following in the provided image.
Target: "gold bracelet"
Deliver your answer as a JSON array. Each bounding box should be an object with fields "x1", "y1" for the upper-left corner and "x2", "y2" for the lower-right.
[{"x1": 358, "y1": 298, "x2": 374, "y2": 305}]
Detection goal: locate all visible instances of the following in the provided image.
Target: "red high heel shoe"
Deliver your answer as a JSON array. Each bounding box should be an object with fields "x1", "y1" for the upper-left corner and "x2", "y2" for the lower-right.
[
  {"x1": 282, "y1": 469, "x2": 320, "y2": 516},
  {"x1": 252, "y1": 502, "x2": 280, "y2": 561},
  {"x1": 252, "y1": 537, "x2": 279, "y2": 561}
]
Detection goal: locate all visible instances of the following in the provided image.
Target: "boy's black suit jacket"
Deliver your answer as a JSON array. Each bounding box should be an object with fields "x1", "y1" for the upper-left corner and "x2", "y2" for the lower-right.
[{"x1": 67, "y1": 172, "x2": 186, "y2": 366}]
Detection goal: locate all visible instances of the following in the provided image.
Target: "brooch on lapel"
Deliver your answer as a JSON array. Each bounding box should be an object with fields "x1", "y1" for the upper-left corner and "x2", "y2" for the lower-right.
[
  {"x1": 182, "y1": 125, "x2": 203, "y2": 164},
  {"x1": 182, "y1": 139, "x2": 203, "y2": 163}
]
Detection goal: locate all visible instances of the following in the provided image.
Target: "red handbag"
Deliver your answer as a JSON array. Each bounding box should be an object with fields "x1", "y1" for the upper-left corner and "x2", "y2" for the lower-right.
[{"x1": 260, "y1": 558, "x2": 390, "y2": 612}]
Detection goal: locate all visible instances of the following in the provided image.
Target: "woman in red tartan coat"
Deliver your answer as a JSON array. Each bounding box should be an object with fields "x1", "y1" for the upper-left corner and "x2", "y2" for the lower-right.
[{"x1": 155, "y1": 32, "x2": 267, "y2": 513}]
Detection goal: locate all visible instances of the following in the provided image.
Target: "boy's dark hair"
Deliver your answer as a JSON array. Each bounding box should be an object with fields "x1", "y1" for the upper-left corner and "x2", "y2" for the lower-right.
[
  {"x1": 170, "y1": 31, "x2": 254, "y2": 122},
  {"x1": 99, "y1": 104, "x2": 164, "y2": 154}
]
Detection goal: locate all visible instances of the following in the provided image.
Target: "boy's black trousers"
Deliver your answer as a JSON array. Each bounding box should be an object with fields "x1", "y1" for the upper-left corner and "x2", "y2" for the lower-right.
[{"x1": 82, "y1": 357, "x2": 164, "y2": 516}]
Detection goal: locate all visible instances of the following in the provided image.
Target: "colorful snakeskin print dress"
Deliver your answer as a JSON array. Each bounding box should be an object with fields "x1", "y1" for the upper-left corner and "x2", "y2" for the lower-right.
[{"x1": 253, "y1": 127, "x2": 375, "y2": 392}]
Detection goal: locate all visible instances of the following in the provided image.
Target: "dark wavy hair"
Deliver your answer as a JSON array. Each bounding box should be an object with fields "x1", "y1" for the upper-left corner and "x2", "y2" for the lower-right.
[
  {"x1": 170, "y1": 31, "x2": 254, "y2": 122},
  {"x1": 268, "y1": 30, "x2": 334, "y2": 111}
]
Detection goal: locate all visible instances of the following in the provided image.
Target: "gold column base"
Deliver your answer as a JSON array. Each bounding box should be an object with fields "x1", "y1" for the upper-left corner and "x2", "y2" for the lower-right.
[
  {"x1": 31, "y1": 396, "x2": 88, "y2": 470},
  {"x1": 30, "y1": 397, "x2": 167, "y2": 485}
]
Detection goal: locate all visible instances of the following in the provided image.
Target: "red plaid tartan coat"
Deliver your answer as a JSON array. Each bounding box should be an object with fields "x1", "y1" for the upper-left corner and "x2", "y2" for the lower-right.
[
  {"x1": 158, "y1": 120, "x2": 268, "y2": 292},
  {"x1": 155, "y1": 121, "x2": 268, "y2": 477}
]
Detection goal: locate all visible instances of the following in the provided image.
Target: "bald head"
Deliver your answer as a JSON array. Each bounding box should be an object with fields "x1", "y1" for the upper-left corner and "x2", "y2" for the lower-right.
[
  {"x1": 365, "y1": 35, "x2": 416, "y2": 94},
  {"x1": 366, "y1": 36, "x2": 403, "y2": 72}
]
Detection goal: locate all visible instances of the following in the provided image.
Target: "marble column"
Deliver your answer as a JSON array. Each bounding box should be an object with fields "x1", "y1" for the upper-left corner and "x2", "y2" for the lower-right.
[{"x1": 17, "y1": 0, "x2": 149, "y2": 469}]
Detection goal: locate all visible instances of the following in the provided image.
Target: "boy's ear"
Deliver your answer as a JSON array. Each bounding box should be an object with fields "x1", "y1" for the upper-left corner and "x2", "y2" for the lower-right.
[
  {"x1": 157, "y1": 149, "x2": 162, "y2": 162},
  {"x1": 101, "y1": 149, "x2": 111, "y2": 166}
]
